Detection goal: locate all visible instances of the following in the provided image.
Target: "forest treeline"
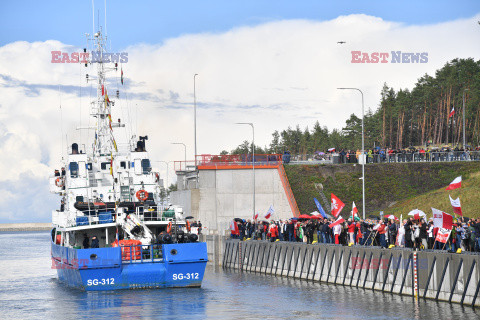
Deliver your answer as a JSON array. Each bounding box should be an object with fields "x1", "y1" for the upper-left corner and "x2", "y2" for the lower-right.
[{"x1": 223, "y1": 58, "x2": 480, "y2": 155}]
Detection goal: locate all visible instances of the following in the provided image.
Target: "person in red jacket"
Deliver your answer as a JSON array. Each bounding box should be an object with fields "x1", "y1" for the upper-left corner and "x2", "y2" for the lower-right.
[
  {"x1": 269, "y1": 221, "x2": 279, "y2": 242},
  {"x1": 377, "y1": 221, "x2": 387, "y2": 248},
  {"x1": 356, "y1": 221, "x2": 362, "y2": 244},
  {"x1": 347, "y1": 219, "x2": 356, "y2": 245}
]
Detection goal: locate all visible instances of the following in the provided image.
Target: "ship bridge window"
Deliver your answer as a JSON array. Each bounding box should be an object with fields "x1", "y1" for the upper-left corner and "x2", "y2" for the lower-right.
[
  {"x1": 120, "y1": 161, "x2": 127, "y2": 169},
  {"x1": 87, "y1": 163, "x2": 92, "y2": 171},
  {"x1": 101, "y1": 162, "x2": 111, "y2": 171},
  {"x1": 141, "y1": 159, "x2": 151, "y2": 174},
  {"x1": 69, "y1": 162, "x2": 79, "y2": 178}
]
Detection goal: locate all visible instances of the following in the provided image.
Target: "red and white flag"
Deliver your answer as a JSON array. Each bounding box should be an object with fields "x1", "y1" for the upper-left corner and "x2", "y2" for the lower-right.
[
  {"x1": 449, "y1": 107, "x2": 455, "y2": 118},
  {"x1": 435, "y1": 227, "x2": 452, "y2": 244},
  {"x1": 446, "y1": 176, "x2": 461, "y2": 190},
  {"x1": 230, "y1": 220, "x2": 239, "y2": 235},
  {"x1": 432, "y1": 208, "x2": 453, "y2": 230},
  {"x1": 329, "y1": 216, "x2": 345, "y2": 228},
  {"x1": 328, "y1": 148, "x2": 335, "y2": 152},
  {"x1": 351, "y1": 201, "x2": 358, "y2": 216},
  {"x1": 253, "y1": 212, "x2": 259, "y2": 220},
  {"x1": 449, "y1": 195, "x2": 463, "y2": 216},
  {"x1": 264, "y1": 205, "x2": 274, "y2": 220},
  {"x1": 331, "y1": 193, "x2": 345, "y2": 218}
]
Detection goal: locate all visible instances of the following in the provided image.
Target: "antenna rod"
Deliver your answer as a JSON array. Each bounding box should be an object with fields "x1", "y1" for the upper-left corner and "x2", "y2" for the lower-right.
[
  {"x1": 105, "y1": 0, "x2": 107, "y2": 37},
  {"x1": 92, "y1": 0, "x2": 95, "y2": 36}
]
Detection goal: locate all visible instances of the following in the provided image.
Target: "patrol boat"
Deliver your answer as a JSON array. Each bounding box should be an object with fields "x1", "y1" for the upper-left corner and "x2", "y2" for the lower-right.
[{"x1": 49, "y1": 29, "x2": 207, "y2": 291}]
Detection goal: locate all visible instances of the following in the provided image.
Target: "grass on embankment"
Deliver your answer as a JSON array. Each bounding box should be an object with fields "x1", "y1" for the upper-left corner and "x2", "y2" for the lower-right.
[
  {"x1": 284, "y1": 162, "x2": 480, "y2": 219},
  {"x1": 384, "y1": 171, "x2": 480, "y2": 219}
]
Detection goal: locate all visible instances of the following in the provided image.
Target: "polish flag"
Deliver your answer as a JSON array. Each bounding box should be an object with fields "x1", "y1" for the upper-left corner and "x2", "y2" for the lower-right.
[
  {"x1": 264, "y1": 205, "x2": 274, "y2": 220},
  {"x1": 449, "y1": 195, "x2": 463, "y2": 216},
  {"x1": 435, "y1": 227, "x2": 452, "y2": 244},
  {"x1": 331, "y1": 193, "x2": 345, "y2": 218},
  {"x1": 446, "y1": 176, "x2": 461, "y2": 190},
  {"x1": 329, "y1": 216, "x2": 345, "y2": 228},
  {"x1": 230, "y1": 220, "x2": 239, "y2": 235},
  {"x1": 350, "y1": 201, "x2": 359, "y2": 220},
  {"x1": 328, "y1": 148, "x2": 336, "y2": 152},
  {"x1": 449, "y1": 107, "x2": 455, "y2": 118},
  {"x1": 432, "y1": 208, "x2": 453, "y2": 230}
]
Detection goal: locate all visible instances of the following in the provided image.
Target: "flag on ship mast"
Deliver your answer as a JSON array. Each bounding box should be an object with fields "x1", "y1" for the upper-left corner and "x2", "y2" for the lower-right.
[{"x1": 121, "y1": 67, "x2": 124, "y2": 85}]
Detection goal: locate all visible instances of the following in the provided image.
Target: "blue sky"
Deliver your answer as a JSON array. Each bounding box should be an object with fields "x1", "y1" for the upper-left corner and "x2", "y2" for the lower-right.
[{"x1": 1, "y1": 0, "x2": 479, "y2": 49}]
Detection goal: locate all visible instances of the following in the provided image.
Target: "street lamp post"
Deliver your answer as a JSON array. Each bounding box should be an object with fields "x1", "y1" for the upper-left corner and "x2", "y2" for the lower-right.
[
  {"x1": 337, "y1": 87, "x2": 365, "y2": 220},
  {"x1": 171, "y1": 143, "x2": 187, "y2": 169},
  {"x1": 236, "y1": 122, "x2": 255, "y2": 218},
  {"x1": 194, "y1": 73, "x2": 199, "y2": 188},
  {"x1": 463, "y1": 89, "x2": 469, "y2": 149},
  {"x1": 194, "y1": 74, "x2": 198, "y2": 165}
]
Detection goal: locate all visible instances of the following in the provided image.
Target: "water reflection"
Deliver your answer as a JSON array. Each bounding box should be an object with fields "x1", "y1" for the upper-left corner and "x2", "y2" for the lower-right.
[{"x1": 0, "y1": 231, "x2": 479, "y2": 319}]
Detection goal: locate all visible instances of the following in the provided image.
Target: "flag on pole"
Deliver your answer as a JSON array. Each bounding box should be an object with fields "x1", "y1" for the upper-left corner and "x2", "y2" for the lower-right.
[
  {"x1": 121, "y1": 67, "x2": 124, "y2": 85},
  {"x1": 432, "y1": 208, "x2": 453, "y2": 229},
  {"x1": 449, "y1": 107, "x2": 455, "y2": 118},
  {"x1": 264, "y1": 205, "x2": 274, "y2": 220},
  {"x1": 327, "y1": 148, "x2": 336, "y2": 152},
  {"x1": 435, "y1": 227, "x2": 452, "y2": 244},
  {"x1": 350, "y1": 201, "x2": 360, "y2": 221},
  {"x1": 109, "y1": 153, "x2": 113, "y2": 176},
  {"x1": 329, "y1": 216, "x2": 345, "y2": 228},
  {"x1": 253, "y1": 212, "x2": 259, "y2": 220},
  {"x1": 449, "y1": 195, "x2": 463, "y2": 216},
  {"x1": 314, "y1": 198, "x2": 327, "y2": 218},
  {"x1": 331, "y1": 193, "x2": 345, "y2": 218},
  {"x1": 446, "y1": 176, "x2": 462, "y2": 190},
  {"x1": 101, "y1": 84, "x2": 105, "y2": 96}
]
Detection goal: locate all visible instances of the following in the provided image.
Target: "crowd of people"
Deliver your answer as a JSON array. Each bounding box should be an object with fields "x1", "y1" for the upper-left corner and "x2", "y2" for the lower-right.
[
  {"x1": 284, "y1": 146, "x2": 480, "y2": 164},
  {"x1": 230, "y1": 216, "x2": 480, "y2": 252}
]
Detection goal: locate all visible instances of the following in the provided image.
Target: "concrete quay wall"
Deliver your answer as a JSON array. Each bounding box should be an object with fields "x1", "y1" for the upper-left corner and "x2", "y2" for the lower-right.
[
  {"x1": 172, "y1": 168, "x2": 293, "y2": 234},
  {"x1": 222, "y1": 240, "x2": 480, "y2": 307}
]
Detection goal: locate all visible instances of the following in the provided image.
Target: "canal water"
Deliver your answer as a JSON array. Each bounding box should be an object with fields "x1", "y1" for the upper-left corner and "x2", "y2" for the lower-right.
[{"x1": 0, "y1": 231, "x2": 478, "y2": 319}]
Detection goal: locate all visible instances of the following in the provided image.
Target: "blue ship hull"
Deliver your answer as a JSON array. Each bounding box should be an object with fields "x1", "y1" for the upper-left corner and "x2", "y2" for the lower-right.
[{"x1": 51, "y1": 241, "x2": 208, "y2": 291}]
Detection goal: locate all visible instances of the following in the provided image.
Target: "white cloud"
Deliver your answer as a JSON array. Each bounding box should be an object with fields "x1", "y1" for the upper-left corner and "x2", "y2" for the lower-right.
[{"x1": 0, "y1": 14, "x2": 479, "y2": 222}]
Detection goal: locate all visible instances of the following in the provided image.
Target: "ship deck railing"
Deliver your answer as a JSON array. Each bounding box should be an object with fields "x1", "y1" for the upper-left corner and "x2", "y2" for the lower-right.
[{"x1": 73, "y1": 205, "x2": 183, "y2": 227}]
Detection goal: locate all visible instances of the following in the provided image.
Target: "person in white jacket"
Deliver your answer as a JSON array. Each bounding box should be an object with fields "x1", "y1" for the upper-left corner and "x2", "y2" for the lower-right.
[
  {"x1": 333, "y1": 223, "x2": 342, "y2": 244},
  {"x1": 398, "y1": 220, "x2": 406, "y2": 247}
]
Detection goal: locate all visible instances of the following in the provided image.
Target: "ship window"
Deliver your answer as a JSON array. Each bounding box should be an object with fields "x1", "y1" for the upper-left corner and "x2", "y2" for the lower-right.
[
  {"x1": 87, "y1": 163, "x2": 92, "y2": 170},
  {"x1": 69, "y1": 162, "x2": 79, "y2": 178},
  {"x1": 120, "y1": 161, "x2": 126, "y2": 169},
  {"x1": 76, "y1": 196, "x2": 84, "y2": 202},
  {"x1": 101, "y1": 162, "x2": 111, "y2": 171},
  {"x1": 141, "y1": 159, "x2": 151, "y2": 174}
]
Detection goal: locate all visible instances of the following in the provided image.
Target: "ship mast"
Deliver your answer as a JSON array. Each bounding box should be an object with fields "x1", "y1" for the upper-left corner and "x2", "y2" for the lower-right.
[{"x1": 91, "y1": 28, "x2": 117, "y2": 157}]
